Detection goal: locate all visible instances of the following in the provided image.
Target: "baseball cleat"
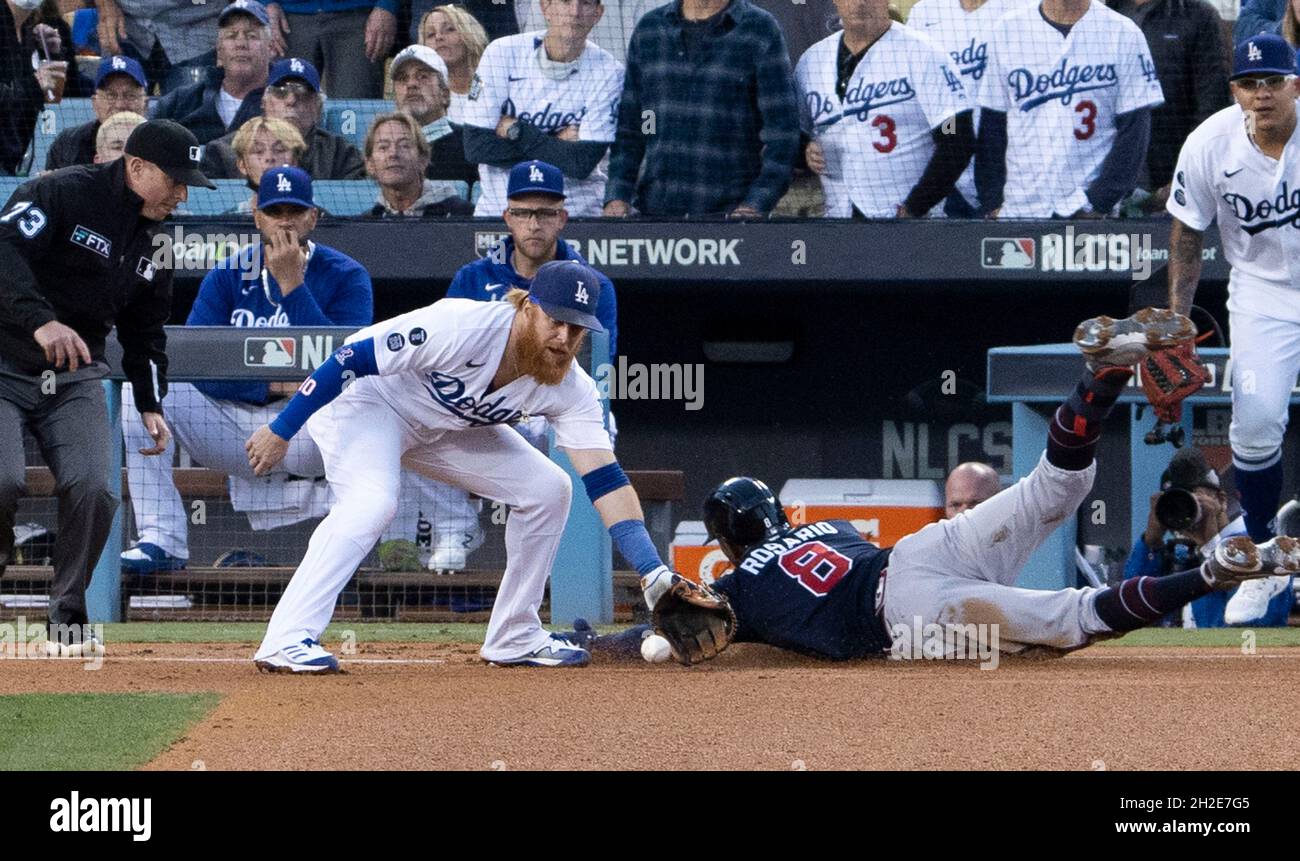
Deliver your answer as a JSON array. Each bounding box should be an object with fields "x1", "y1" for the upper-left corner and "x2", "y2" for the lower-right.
[
  {"x1": 1223, "y1": 574, "x2": 1293, "y2": 625},
  {"x1": 41, "y1": 635, "x2": 105, "y2": 659},
  {"x1": 255, "y1": 638, "x2": 340, "y2": 673},
  {"x1": 427, "y1": 529, "x2": 484, "y2": 574},
  {"x1": 1073, "y1": 308, "x2": 1196, "y2": 368},
  {"x1": 488, "y1": 633, "x2": 591, "y2": 668},
  {"x1": 1201, "y1": 536, "x2": 1300, "y2": 590}
]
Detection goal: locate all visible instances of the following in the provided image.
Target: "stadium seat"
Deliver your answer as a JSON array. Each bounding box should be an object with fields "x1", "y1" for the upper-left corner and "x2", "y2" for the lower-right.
[
  {"x1": 321, "y1": 99, "x2": 390, "y2": 149},
  {"x1": 179, "y1": 179, "x2": 255, "y2": 216},
  {"x1": 26, "y1": 98, "x2": 96, "y2": 176},
  {"x1": 313, "y1": 179, "x2": 382, "y2": 215}
]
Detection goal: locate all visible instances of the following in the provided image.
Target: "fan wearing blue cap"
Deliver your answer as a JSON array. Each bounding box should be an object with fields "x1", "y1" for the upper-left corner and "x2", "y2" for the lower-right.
[
  {"x1": 1165, "y1": 32, "x2": 1300, "y2": 557},
  {"x1": 45, "y1": 55, "x2": 149, "y2": 171}
]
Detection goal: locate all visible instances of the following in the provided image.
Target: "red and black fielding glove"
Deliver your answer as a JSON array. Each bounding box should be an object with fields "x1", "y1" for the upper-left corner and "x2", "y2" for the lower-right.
[{"x1": 1141, "y1": 342, "x2": 1210, "y2": 423}]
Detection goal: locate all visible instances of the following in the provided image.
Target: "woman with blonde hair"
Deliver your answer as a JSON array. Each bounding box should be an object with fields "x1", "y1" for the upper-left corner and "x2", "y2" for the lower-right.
[
  {"x1": 230, "y1": 116, "x2": 308, "y2": 213},
  {"x1": 418, "y1": 4, "x2": 489, "y2": 124}
]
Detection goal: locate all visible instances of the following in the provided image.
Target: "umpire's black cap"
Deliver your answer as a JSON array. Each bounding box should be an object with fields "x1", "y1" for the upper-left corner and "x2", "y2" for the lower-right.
[{"x1": 124, "y1": 119, "x2": 217, "y2": 189}]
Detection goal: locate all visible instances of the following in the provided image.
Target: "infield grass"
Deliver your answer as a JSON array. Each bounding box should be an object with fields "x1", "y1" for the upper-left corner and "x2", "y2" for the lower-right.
[
  {"x1": 95, "y1": 621, "x2": 1300, "y2": 647},
  {"x1": 0, "y1": 692, "x2": 219, "y2": 770}
]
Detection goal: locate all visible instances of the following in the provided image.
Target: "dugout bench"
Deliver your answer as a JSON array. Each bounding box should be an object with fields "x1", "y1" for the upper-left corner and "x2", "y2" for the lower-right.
[
  {"x1": 3, "y1": 326, "x2": 664, "y2": 625},
  {"x1": 987, "y1": 345, "x2": 1236, "y2": 589}
]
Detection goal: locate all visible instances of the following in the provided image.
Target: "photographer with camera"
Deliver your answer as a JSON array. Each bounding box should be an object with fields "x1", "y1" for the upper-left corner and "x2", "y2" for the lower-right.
[{"x1": 1125, "y1": 448, "x2": 1295, "y2": 627}]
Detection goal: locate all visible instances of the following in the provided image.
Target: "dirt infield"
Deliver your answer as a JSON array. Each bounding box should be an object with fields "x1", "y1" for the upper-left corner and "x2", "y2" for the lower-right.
[{"x1": 4, "y1": 642, "x2": 1299, "y2": 770}]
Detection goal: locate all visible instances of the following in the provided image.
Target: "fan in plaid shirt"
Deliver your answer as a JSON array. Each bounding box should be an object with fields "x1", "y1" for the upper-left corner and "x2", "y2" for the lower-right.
[{"x1": 602, "y1": 0, "x2": 801, "y2": 218}]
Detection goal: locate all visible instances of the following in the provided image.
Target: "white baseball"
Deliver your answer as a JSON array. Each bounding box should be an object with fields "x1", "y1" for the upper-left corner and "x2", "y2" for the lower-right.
[{"x1": 641, "y1": 633, "x2": 672, "y2": 664}]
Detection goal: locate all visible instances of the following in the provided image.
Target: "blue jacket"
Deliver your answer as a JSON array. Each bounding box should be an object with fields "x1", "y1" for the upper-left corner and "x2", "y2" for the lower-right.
[
  {"x1": 151, "y1": 67, "x2": 265, "y2": 145},
  {"x1": 269, "y1": 1, "x2": 399, "y2": 14},
  {"x1": 446, "y1": 237, "x2": 619, "y2": 358},
  {"x1": 188, "y1": 241, "x2": 373, "y2": 404},
  {"x1": 1235, "y1": 0, "x2": 1285, "y2": 44},
  {"x1": 1124, "y1": 521, "x2": 1294, "y2": 627}
]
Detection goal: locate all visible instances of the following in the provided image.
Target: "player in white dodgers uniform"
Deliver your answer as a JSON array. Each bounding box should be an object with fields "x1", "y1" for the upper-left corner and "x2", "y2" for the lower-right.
[
  {"x1": 976, "y1": 0, "x2": 1164, "y2": 218},
  {"x1": 905, "y1": 0, "x2": 1028, "y2": 216},
  {"x1": 246, "y1": 260, "x2": 678, "y2": 671},
  {"x1": 796, "y1": 0, "x2": 975, "y2": 218},
  {"x1": 1165, "y1": 35, "x2": 1300, "y2": 618},
  {"x1": 462, "y1": 0, "x2": 624, "y2": 217}
]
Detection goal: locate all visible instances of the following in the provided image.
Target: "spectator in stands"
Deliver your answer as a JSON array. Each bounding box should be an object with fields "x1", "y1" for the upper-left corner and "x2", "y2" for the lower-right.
[
  {"x1": 45, "y1": 54, "x2": 148, "y2": 171},
  {"x1": 92, "y1": 109, "x2": 145, "y2": 164},
  {"x1": 389, "y1": 43, "x2": 477, "y2": 184},
  {"x1": 365, "y1": 111, "x2": 474, "y2": 215},
  {"x1": 943, "y1": 462, "x2": 1002, "y2": 519},
  {"x1": 265, "y1": 0, "x2": 395, "y2": 98},
  {"x1": 1236, "y1": 0, "x2": 1286, "y2": 44},
  {"x1": 1, "y1": 0, "x2": 89, "y2": 174},
  {"x1": 121, "y1": 165, "x2": 445, "y2": 572},
  {"x1": 431, "y1": 159, "x2": 617, "y2": 570},
  {"x1": 417, "y1": 4, "x2": 489, "y2": 124},
  {"x1": 1107, "y1": 0, "x2": 1230, "y2": 215},
  {"x1": 95, "y1": 0, "x2": 226, "y2": 95},
  {"x1": 414, "y1": 0, "x2": 518, "y2": 43},
  {"x1": 1281, "y1": 0, "x2": 1300, "y2": 45},
  {"x1": 796, "y1": 0, "x2": 975, "y2": 218},
  {"x1": 462, "y1": 0, "x2": 624, "y2": 217},
  {"x1": 201, "y1": 58, "x2": 366, "y2": 180},
  {"x1": 976, "y1": 0, "x2": 1165, "y2": 218},
  {"x1": 603, "y1": 0, "x2": 801, "y2": 218},
  {"x1": 229, "y1": 115, "x2": 306, "y2": 212},
  {"x1": 151, "y1": 1, "x2": 272, "y2": 144},
  {"x1": 517, "y1": 0, "x2": 658, "y2": 65}
]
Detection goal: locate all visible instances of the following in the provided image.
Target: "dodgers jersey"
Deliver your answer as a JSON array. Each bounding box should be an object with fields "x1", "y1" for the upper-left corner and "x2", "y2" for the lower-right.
[
  {"x1": 796, "y1": 25, "x2": 968, "y2": 218},
  {"x1": 1167, "y1": 104, "x2": 1300, "y2": 320},
  {"x1": 339, "y1": 298, "x2": 612, "y2": 450},
  {"x1": 463, "y1": 32, "x2": 624, "y2": 217},
  {"x1": 711, "y1": 520, "x2": 892, "y2": 660},
  {"x1": 906, "y1": 0, "x2": 1027, "y2": 210},
  {"x1": 979, "y1": 0, "x2": 1164, "y2": 217}
]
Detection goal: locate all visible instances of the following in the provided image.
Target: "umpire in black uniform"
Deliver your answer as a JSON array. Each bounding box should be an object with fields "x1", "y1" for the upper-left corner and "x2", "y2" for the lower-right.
[{"x1": 0, "y1": 119, "x2": 214, "y2": 655}]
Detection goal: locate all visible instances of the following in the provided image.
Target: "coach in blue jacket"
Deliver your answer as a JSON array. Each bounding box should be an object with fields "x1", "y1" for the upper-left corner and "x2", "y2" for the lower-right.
[{"x1": 448, "y1": 160, "x2": 618, "y2": 357}]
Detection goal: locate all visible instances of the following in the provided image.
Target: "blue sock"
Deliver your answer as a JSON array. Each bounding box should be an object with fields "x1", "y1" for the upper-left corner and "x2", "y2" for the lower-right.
[{"x1": 1234, "y1": 455, "x2": 1284, "y2": 542}]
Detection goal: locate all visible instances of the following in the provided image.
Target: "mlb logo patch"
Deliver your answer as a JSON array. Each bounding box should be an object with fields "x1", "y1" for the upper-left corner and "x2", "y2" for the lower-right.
[
  {"x1": 475, "y1": 231, "x2": 508, "y2": 258},
  {"x1": 387, "y1": 333, "x2": 406, "y2": 351},
  {"x1": 136, "y1": 256, "x2": 155, "y2": 281},
  {"x1": 244, "y1": 337, "x2": 296, "y2": 367},
  {"x1": 189, "y1": 145, "x2": 202, "y2": 164},
  {"x1": 409, "y1": 327, "x2": 427, "y2": 346},
  {"x1": 980, "y1": 237, "x2": 1035, "y2": 270}
]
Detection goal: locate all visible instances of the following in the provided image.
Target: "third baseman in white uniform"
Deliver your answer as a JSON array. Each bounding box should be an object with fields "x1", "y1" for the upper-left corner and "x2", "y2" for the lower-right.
[
  {"x1": 246, "y1": 260, "x2": 678, "y2": 671},
  {"x1": 1167, "y1": 35, "x2": 1300, "y2": 551}
]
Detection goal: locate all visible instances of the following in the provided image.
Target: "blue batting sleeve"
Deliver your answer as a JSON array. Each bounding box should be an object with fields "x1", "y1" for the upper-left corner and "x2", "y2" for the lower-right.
[
  {"x1": 581, "y1": 461, "x2": 630, "y2": 501},
  {"x1": 610, "y1": 518, "x2": 665, "y2": 576},
  {"x1": 268, "y1": 338, "x2": 379, "y2": 440}
]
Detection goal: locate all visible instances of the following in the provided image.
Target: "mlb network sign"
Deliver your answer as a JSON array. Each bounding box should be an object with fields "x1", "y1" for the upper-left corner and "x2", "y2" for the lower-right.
[{"x1": 982, "y1": 228, "x2": 1157, "y2": 280}]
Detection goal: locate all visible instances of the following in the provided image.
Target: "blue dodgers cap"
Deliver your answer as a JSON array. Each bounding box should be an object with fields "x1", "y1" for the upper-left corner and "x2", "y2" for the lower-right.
[
  {"x1": 219, "y1": 0, "x2": 270, "y2": 26},
  {"x1": 95, "y1": 55, "x2": 146, "y2": 90},
  {"x1": 268, "y1": 58, "x2": 321, "y2": 92},
  {"x1": 528, "y1": 260, "x2": 603, "y2": 332},
  {"x1": 507, "y1": 159, "x2": 565, "y2": 199},
  {"x1": 258, "y1": 166, "x2": 314, "y2": 209},
  {"x1": 1232, "y1": 34, "x2": 1296, "y2": 80}
]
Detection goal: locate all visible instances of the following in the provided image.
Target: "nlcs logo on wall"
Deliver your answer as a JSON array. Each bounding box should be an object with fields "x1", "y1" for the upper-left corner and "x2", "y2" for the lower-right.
[
  {"x1": 244, "y1": 337, "x2": 296, "y2": 368},
  {"x1": 980, "y1": 237, "x2": 1035, "y2": 270}
]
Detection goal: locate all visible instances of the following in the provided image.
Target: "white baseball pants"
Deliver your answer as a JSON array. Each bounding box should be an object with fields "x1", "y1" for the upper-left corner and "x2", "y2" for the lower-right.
[{"x1": 1226, "y1": 307, "x2": 1300, "y2": 463}]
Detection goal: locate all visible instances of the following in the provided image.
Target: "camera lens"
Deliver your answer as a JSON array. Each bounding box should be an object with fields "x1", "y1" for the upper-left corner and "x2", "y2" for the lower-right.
[{"x1": 1156, "y1": 488, "x2": 1201, "y2": 531}]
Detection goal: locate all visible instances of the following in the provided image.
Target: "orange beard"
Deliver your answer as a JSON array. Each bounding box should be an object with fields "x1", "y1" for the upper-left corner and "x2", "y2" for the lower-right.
[{"x1": 515, "y1": 318, "x2": 584, "y2": 386}]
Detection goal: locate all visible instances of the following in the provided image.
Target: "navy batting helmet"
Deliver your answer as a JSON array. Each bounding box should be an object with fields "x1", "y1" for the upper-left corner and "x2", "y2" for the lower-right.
[{"x1": 703, "y1": 477, "x2": 790, "y2": 553}]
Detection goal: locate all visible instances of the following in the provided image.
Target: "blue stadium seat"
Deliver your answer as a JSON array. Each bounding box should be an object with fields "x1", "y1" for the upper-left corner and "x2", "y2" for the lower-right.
[
  {"x1": 179, "y1": 179, "x2": 255, "y2": 216},
  {"x1": 321, "y1": 99, "x2": 391, "y2": 149},
  {"x1": 313, "y1": 179, "x2": 382, "y2": 215},
  {"x1": 27, "y1": 99, "x2": 96, "y2": 176}
]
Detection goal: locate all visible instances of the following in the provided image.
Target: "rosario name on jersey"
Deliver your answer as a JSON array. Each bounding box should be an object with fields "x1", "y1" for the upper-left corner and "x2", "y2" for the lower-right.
[
  {"x1": 979, "y1": 1, "x2": 1164, "y2": 217},
  {"x1": 464, "y1": 32, "x2": 624, "y2": 217},
  {"x1": 1167, "y1": 104, "x2": 1300, "y2": 308},
  {"x1": 906, "y1": 0, "x2": 1027, "y2": 209},
  {"x1": 340, "y1": 299, "x2": 612, "y2": 449},
  {"x1": 796, "y1": 25, "x2": 967, "y2": 218}
]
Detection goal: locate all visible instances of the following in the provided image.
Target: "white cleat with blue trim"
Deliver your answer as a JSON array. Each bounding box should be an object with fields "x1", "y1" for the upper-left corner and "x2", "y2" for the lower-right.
[
  {"x1": 255, "y1": 638, "x2": 340, "y2": 673},
  {"x1": 489, "y1": 633, "x2": 591, "y2": 668}
]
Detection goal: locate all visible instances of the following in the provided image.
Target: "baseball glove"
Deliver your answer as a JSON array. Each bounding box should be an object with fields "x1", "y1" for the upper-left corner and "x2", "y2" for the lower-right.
[
  {"x1": 651, "y1": 576, "x2": 737, "y2": 666},
  {"x1": 1141, "y1": 342, "x2": 1209, "y2": 423}
]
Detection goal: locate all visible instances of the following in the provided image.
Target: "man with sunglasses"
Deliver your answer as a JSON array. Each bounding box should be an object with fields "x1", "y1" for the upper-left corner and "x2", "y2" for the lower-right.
[
  {"x1": 202, "y1": 57, "x2": 366, "y2": 181},
  {"x1": 1167, "y1": 34, "x2": 1300, "y2": 548}
]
